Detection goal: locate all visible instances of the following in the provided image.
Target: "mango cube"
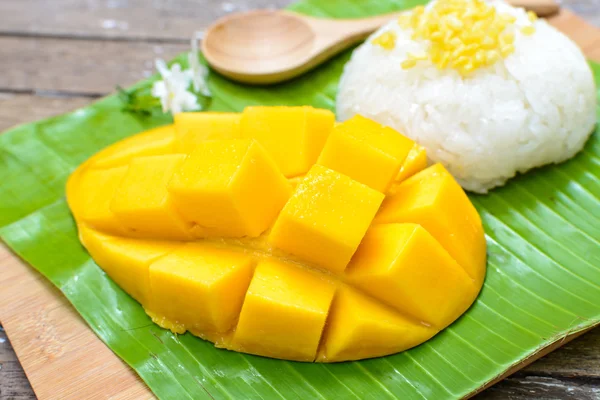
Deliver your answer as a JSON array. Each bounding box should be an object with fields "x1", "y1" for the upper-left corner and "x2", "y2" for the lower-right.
[
  {"x1": 79, "y1": 227, "x2": 178, "y2": 305},
  {"x1": 241, "y1": 106, "x2": 334, "y2": 177},
  {"x1": 89, "y1": 125, "x2": 176, "y2": 169},
  {"x1": 174, "y1": 112, "x2": 241, "y2": 151},
  {"x1": 270, "y1": 165, "x2": 384, "y2": 273},
  {"x1": 317, "y1": 286, "x2": 437, "y2": 362},
  {"x1": 149, "y1": 243, "x2": 253, "y2": 339},
  {"x1": 375, "y1": 163, "x2": 487, "y2": 284},
  {"x1": 168, "y1": 139, "x2": 291, "y2": 237},
  {"x1": 111, "y1": 154, "x2": 191, "y2": 240},
  {"x1": 347, "y1": 223, "x2": 477, "y2": 328},
  {"x1": 318, "y1": 115, "x2": 414, "y2": 192},
  {"x1": 231, "y1": 260, "x2": 335, "y2": 361},
  {"x1": 396, "y1": 143, "x2": 428, "y2": 182},
  {"x1": 77, "y1": 166, "x2": 128, "y2": 235}
]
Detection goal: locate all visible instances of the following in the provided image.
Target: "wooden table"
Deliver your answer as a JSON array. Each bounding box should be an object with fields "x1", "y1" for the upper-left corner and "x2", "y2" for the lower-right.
[{"x1": 0, "y1": 1, "x2": 599, "y2": 399}]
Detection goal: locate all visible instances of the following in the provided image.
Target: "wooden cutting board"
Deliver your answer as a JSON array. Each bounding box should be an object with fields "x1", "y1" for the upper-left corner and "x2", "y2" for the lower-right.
[{"x1": 1, "y1": 9, "x2": 599, "y2": 400}]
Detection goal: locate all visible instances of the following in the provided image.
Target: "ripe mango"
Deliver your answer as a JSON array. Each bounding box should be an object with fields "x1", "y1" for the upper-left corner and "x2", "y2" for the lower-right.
[{"x1": 67, "y1": 108, "x2": 486, "y2": 362}]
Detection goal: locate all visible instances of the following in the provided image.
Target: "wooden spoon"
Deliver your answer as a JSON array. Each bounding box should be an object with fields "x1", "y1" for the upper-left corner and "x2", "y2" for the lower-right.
[{"x1": 202, "y1": 0, "x2": 560, "y2": 85}]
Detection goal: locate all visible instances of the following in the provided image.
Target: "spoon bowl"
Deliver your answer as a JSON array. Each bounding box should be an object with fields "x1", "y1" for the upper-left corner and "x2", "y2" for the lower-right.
[
  {"x1": 203, "y1": 11, "x2": 316, "y2": 77},
  {"x1": 202, "y1": 10, "x2": 397, "y2": 84},
  {"x1": 202, "y1": 0, "x2": 560, "y2": 85}
]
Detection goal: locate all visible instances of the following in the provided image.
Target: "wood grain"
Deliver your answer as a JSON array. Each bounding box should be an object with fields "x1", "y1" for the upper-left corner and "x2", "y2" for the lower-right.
[
  {"x1": 0, "y1": 93, "x2": 92, "y2": 132},
  {"x1": 0, "y1": 37, "x2": 188, "y2": 95},
  {"x1": 1, "y1": 1, "x2": 600, "y2": 399},
  {"x1": 0, "y1": 0, "x2": 294, "y2": 41},
  {"x1": 0, "y1": 246, "x2": 153, "y2": 400},
  {"x1": 0, "y1": 9, "x2": 597, "y2": 97},
  {"x1": 0, "y1": 327, "x2": 34, "y2": 400}
]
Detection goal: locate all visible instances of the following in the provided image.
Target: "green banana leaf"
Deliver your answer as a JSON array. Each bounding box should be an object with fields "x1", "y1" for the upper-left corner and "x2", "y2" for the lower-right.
[{"x1": 1, "y1": 0, "x2": 600, "y2": 398}]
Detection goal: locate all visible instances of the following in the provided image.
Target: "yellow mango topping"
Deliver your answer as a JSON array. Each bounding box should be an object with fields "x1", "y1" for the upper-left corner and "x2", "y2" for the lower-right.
[
  {"x1": 347, "y1": 223, "x2": 477, "y2": 328},
  {"x1": 270, "y1": 164, "x2": 384, "y2": 273},
  {"x1": 75, "y1": 166, "x2": 128, "y2": 235},
  {"x1": 67, "y1": 107, "x2": 486, "y2": 362},
  {"x1": 111, "y1": 154, "x2": 191, "y2": 240},
  {"x1": 396, "y1": 143, "x2": 428, "y2": 183},
  {"x1": 87, "y1": 125, "x2": 177, "y2": 169},
  {"x1": 521, "y1": 25, "x2": 535, "y2": 35},
  {"x1": 79, "y1": 227, "x2": 178, "y2": 305},
  {"x1": 398, "y1": 0, "x2": 536, "y2": 76},
  {"x1": 169, "y1": 139, "x2": 291, "y2": 237},
  {"x1": 371, "y1": 30, "x2": 396, "y2": 50},
  {"x1": 231, "y1": 260, "x2": 336, "y2": 361},
  {"x1": 148, "y1": 243, "x2": 254, "y2": 342},
  {"x1": 241, "y1": 106, "x2": 334, "y2": 177},
  {"x1": 317, "y1": 115, "x2": 414, "y2": 192},
  {"x1": 174, "y1": 112, "x2": 241, "y2": 151},
  {"x1": 317, "y1": 286, "x2": 437, "y2": 362},
  {"x1": 376, "y1": 164, "x2": 487, "y2": 285},
  {"x1": 85, "y1": 125, "x2": 175, "y2": 168}
]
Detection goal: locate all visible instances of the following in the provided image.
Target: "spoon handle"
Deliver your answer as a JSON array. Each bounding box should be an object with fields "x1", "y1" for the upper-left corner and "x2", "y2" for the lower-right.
[{"x1": 511, "y1": 0, "x2": 560, "y2": 17}]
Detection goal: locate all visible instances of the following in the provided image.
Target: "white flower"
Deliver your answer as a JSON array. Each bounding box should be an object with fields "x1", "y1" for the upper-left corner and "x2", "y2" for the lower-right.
[
  {"x1": 188, "y1": 31, "x2": 211, "y2": 97},
  {"x1": 151, "y1": 59, "x2": 199, "y2": 114}
]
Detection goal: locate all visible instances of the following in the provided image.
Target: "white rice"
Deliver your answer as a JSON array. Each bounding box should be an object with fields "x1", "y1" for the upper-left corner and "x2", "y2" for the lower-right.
[{"x1": 336, "y1": 1, "x2": 597, "y2": 193}]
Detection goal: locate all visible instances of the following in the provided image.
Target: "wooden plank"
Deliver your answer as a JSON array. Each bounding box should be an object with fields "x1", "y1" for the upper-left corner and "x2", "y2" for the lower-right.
[
  {"x1": 0, "y1": 246, "x2": 152, "y2": 400},
  {"x1": 0, "y1": 93, "x2": 92, "y2": 132},
  {"x1": 0, "y1": 327, "x2": 34, "y2": 399},
  {"x1": 0, "y1": 37, "x2": 188, "y2": 95},
  {"x1": 468, "y1": 325, "x2": 599, "y2": 398},
  {"x1": 476, "y1": 375, "x2": 600, "y2": 399},
  {"x1": 0, "y1": 0, "x2": 596, "y2": 42},
  {"x1": 0, "y1": 0, "x2": 294, "y2": 41},
  {"x1": 523, "y1": 327, "x2": 600, "y2": 378},
  {"x1": 0, "y1": 2, "x2": 600, "y2": 400},
  {"x1": 0, "y1": 10, "x2": 598, "y2": 97}
]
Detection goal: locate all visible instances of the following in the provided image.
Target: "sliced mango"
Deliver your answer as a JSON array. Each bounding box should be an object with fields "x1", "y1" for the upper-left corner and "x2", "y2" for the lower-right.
[
  {"x1": 318, "y1": 286, "x2": 437, "y2": 362},
  {"x1": 241, "y1": 106, "x2": 334, "y2": 177},
  {"x1": 174, "y1": 112, "x2": 241, "y2": 151},
  {"x1": 76, "y1": 166, "x2": 128, "y2": 235},
  {"x1": 88, "y1": 125, "x2": 176, "y2": 169},
  {"x1": 111, "y1": 154, "x2": 191, "y2": 240},
  {"x1": 270, "y1": 164, "x2": 384, "y2": 273},
  {"x1": 168, "y1": 139, "x2": 291, "y2": 237},
  {"x1": 347, "y1": 223, "x2": 478, "y2": 328},
  {"x1": 67, "y1": 107, "x2": 487, "y2": 363},
  {"x1": 148, "y1": 243, "x2": 254, "y2": 341},
  {"x1": 79, "y1": 226, "x2": 178, "y2": 305},
  {"x1": 231, "y1": 260, "x2": 336, "y2": 361},
  {"x1": 318, "y1": 115, "x2": 414, "y2": 192},
  {"x1": 396, "y1": 143, "x2": 428, "y2": 182},
  {"x1": 375, "y1": 163, "x2": 487, "y2": 284}
]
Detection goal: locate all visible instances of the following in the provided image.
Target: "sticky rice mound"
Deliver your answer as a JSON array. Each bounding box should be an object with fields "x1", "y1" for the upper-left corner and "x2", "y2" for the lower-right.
[{"x1": 336, "y1": 0, "x2": 597, "y2": 193}]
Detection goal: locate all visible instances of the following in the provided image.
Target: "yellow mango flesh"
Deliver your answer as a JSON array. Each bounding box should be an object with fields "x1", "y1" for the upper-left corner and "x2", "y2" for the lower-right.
[
  {"x1": 376, "y1": 163, "x2": 487, "y2": 285},
  {"x1": 318, "y1": 286, "x2": 437, "y2": 362},
  {"x1": 318, "y1": 115, "x2": 414, "y2": 192},
  {"x1": 347, "y1": 223, "x2": 477, "y2": 328},
  {"x1": 241, "y1": 106, "x2": 334, "y2": 177},
  {"x1": 396, "y1": 143, "x2": 428, "y2": 182},
  {"x1": 67, "y1": 108, "x2": 486, "y2": 363},
  {"x1": 174, "y1": 112, "x2": 241, "y2": 151},
  {"x1": 111, "y1": 154, "x2": 191, "y2": 240},
  {"x1": 79, "y1": 226, "x2": 178, "y2": 305},
  {"x1": 231, "y1": 260, "x2": 336, "y2": 361},
  {"x1": 168, "y1": 139, "x2": 291, "y2": 237},
  {"x1": 148, "y1": 243, "x2": 254, "y2": 343},
  {"x1": 75, "y1": 166, "x2": 128, "y2": 235},
  {"x1": 87, "y1": 125, "x2": 176, "y2": 169},
  {"x1": 269, "y1": 164, "x2": 384, "y2": 273}
]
